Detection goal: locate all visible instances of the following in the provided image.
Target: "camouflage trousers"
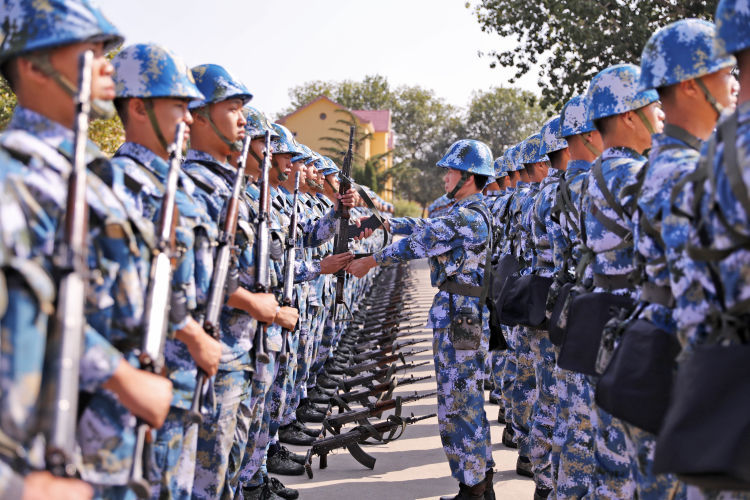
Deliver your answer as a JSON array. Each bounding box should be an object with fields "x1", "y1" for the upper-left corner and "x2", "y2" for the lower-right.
[
  {"x1": 590, "y1": 376, "x2": 636, "y2": 499},
  {"x1": 490, "y1": 350, "x2": 505, "y2": 401},
  {"x1": 193, "y1": 369, "x2": 251, "y2": 500},
  {"x1": 556, "y1": 371, "x2": 596, "y2": 499},
  {"x1": 622, "y1": 422, "x2": 685, "y2": 500},
  {"x1": 229, "y1": 356, "x2": 276, "y2": 496},
  {"x1": 511, "y1": 325, "x2": 536, "y2": 457},
  {"x1": 528, "y1": 329, "x2": 558, "y2": 489},
  {"x1": 268, "y1": 334, "x2": 299, "y2": 441},
  {"x1": 500, "y1": 325, "x2": 517, "y2": 424},
  {"x1": 685, "y1": 487, "x2": 750, "y2": 499},
  {"x1": 92, "y1": 485, "x2": 134, "y2": 500},
  {"x1": 433, "y1": 326, "x2": 494, "y2": 487},
  {"x1": 283, "y1": 326, "x2": 311, "y2": 426},
  {"x1": 148, "y1": 407, "x2": 199, "y2": 500},
  {"x1": 238, "y1": 354, "x2": 281, "y2": 488},
  {"x1": 310, "y1": 314, "x2": 337, "y2": 377},
  {"x1": 549, "y1": 364, "x2": 568, "y2": 491},
  {"x1": 306, "y1": 304, "x2": 328, "y2": 386}
]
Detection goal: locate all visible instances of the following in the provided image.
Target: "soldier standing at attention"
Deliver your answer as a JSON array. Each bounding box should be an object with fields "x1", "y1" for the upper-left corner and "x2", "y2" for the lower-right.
[{"x1": 348, "y1": 139, "x2": 496, "y2": 500}]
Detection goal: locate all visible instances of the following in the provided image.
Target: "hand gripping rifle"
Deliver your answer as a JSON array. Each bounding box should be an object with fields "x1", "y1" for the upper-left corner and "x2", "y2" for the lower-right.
[
  {"x1": 278, "y1": 168, "x2": 301, "y2": 363},
  {"x1": 127, "y1": 122, "x2": 185, "y2": 497},
  {"x1": 331, "y1": 126, "x2": 355, "y2": 319},
  {"x1": 252, "y1": 131, "x2": 273, "y2": 368},
  {"x1": 323, "y1": 390, "x2": 436, "y2": 434},
  {"x1": 188, "y1": 136, "x2": 252, "y2": 424},
  {"x1": 304, "y1": 413, "x2": 436, "y2": 478},
  {"x1": 43, "y1": 50, "x2": 93, "y2": 478}
]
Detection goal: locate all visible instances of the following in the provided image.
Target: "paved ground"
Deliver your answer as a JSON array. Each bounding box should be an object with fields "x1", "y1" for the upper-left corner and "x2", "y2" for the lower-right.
[{"x1": 284, "y1": 259, "x2": 534, "y2": 499}]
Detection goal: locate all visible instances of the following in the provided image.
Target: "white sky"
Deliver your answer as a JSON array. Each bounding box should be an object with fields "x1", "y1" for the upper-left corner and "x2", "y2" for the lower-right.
[{"x1": 98, "y1": 0, "x2": 540, "y2": 117}]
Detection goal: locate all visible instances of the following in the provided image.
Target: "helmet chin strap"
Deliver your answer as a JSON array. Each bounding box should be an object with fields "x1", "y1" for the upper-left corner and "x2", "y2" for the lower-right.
[
  {"x1": 582, "y1": 134, "x2": 602, "y2": 157},
  {"x1": 27, "y1": 52, "x2": 115, "y2": 120},
  {"x1": 143, "y1": 99, "x2": 169, "y2": 152},
  {"x1": 635, "y1": 108, "x2": 656, "y2": 135},
  {"x1": 446, "y1": 171, "x2": 471, "y2": 199},
  {"x1": 695, "y1": 77, "x2": 725, "y2": 119},
  {"x1": 196, "y1": 105, "x2": 242, "y2": 153}
]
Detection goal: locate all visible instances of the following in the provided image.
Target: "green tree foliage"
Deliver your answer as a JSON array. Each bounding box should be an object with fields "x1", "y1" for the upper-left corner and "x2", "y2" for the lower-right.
[
  {"x1": 469, "y1": 0, "x2": 717, "y2": 109},
  {"x1": 393, "y1": 198, "x2": 423, "y2": 217},
  {"x1": 0, "y1": 78, "x2": 17, "y2": 130}
]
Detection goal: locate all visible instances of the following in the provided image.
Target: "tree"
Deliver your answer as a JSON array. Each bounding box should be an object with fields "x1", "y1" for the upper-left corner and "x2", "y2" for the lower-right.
[
  {"x1": 463, "y1": 86, "x2": 548, "y2": 158},
  {"x1": 469, "y1": 0, "x2": 718, "y2": 109},
  {"x1": 0, "y1": 78, "x2": 16, "y2": 130}
]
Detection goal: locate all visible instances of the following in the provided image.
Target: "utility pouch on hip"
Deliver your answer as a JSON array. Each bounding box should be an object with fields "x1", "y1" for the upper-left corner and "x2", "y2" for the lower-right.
[{"x1": 450, "y1": 306, "x2": 482, "y2": 350}]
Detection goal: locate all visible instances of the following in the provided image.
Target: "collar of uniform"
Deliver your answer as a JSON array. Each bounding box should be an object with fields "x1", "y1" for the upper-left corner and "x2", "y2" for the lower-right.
[
  {"x1": 738, "y1": 99, "x2": 750, "y2": 124},
  {"x1": 650, "y1": 132, "x2": 702, "y2": 156},
  {"x1": 547, "y1": 168, "x2": 565, "y2": 179},
  {"x1": 185, "y1": 149, "x2": 237, "y2": 186},
  {"x1": 602, "y1": 146, "x2": 645, "y2": 162},
  {"x1": 114, "y1": 141, "x2": 169, "y2": 179},
  {"x1": 454, "y1": 192, "x2": 485, "y2": 208},
  {"x1": 565, "y1": 159, "x2": 591, "y2": 178},
  {"x1": 516, "y1": 181, "x2": 530, "y2": 189},
  {"x1": 7, "y1": 106, "x2": 105, "y2": 165}
]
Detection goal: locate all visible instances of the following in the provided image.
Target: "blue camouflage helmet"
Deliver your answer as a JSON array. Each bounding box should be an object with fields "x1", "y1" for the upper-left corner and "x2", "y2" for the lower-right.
[
  {"x1": 493, "y1": 156, "x2": 508, "y2": 178},
  {"x1": 639, "y1": 19, "x2": 736, "y2": 91},
  {"x1": 320, "y1": 156, "x2": 340, "y2": 176},
  {"x1": 271, "y1": 123, "x2": 303, "y2": 156},
  {"x1": 0, "y1": 0, "x2": 123, "y2": 64},
  {"x1": 559, "y1": 95, "x2": 596, "y2": 137},
  {"x1": 519, "y1": 134, "x2": 549, "y2": 164},
  {"x1": 243, "y1": 105, "x2": 278, "y2": 139},
  {"x1": 715, "y1": 0, "x2": 750, "y2": 57},
  {"x1": 587, "y1": 64, "x2": 659, "y2": 122},
  {"x1": 291, "y1": 143, "x2": 313, "y2": 163},
  {"x1": 511, "y1": 144, "x2": 526, "y2": 171},
  {"x1": 112, "y1": 44, "x2": 204, "y2": 100},
  {"x1": 189, "y1": 64, "x2": 252, "y2": 109},
  {"x1": 539, "y1": 116, "x2": 568, "y2": 156},
  {"x1": 436, "y1": 139, "x2": 494, "y2": 176}
]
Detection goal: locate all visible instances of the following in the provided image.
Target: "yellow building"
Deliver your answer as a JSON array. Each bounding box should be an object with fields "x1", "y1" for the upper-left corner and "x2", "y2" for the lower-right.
[{"x1": 278, "y1": 95, "x2": 394, "y2": 202}]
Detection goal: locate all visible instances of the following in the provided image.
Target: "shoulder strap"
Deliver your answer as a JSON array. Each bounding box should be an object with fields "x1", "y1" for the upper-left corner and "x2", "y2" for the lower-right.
[{"x1": 466, "y1": 202, "x2": 494, "y2": 305}]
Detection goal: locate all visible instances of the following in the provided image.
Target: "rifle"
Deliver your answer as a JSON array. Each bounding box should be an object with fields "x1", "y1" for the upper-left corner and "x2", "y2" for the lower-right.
[
  {"x1": 127, "y1": 122, "x2": 185, "y2": 497},
  {"x1": 331, "y1": 126, "x2": 355, "y2": 318},
  {"x1": 336, "y1": 338, "x2": 426, "y2": 364},
  {"x1": 340, "y1": 360, "x2": 430, "y2": 392},
  {"x1": 188, "y1": 135, "x2": 252, "y2": 424},
  {"x1": 278, "y1": 169, "x2": 301, "y2": 364},
  {"x1": 339, "y1": 330, "x2": 425, "y2": 352},
  {"x1": 341, "y1": 348, "x2": 429, "y2": 376},
  {"x1": 323, "y1": 391, "x2": 436, "y2": 433},
  {"x1": 329, "y1": 374, "x2": 432, "y2": 407},
  {"x1": 304, "y1": 413, "x2": 436, "y2": 478},
  {"x1": 43, "y1": 50, "x2": 93, "y2": 478},
  {"x1": 251, "y1": 131, "x2": 273, "y2": 368}
]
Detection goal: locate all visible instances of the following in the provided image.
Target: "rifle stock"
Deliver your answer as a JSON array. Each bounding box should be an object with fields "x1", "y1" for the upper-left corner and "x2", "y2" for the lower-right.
[
  {"x1": 43, "y1": 50, "x2": 93, "y2": 479},
  {"x1": 188, "y1": 135, "x2": 252, "y2": 424},
  {"x1": 324, "y1": 391, "x2": 436, "y2": 432}
]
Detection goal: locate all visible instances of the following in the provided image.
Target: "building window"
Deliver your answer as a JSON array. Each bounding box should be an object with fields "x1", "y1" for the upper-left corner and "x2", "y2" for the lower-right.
[{"x1": 319, "y1": 113, "x2": 327, "y2": 120}]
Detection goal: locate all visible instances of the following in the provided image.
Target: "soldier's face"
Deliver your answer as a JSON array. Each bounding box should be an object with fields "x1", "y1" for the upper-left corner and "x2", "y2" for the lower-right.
[
  {"x1": 702, "y1": 66, "x2": 739, "y2": 113},
  {"x1": 271, "y1": 153, "x2": 294, "y2": 182},
  {"x1": 633, "y1": 102, "x2": 664, "y2": 152},
  {"x1": 443, "y1": 168, "x2": 461, "y2": 193},
  {"x1": 210, "y1": 98, "x2": 247, "y2": 144},
  {"x1": 293, "y1": 161, "x2": 307, "y2": 184},
  {"x1": 52, "y1": 41, "x2": 116, "y2": 102},
  {"x1": 151, "y1": 98, "x2": 192, "y2": 152}
]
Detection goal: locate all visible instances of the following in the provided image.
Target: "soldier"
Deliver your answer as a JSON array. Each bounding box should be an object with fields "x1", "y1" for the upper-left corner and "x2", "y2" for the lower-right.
[
  {"x1": 0, "y1": 1, "x2": 175, "y2": 498},
  {"x1": 675, "y1": 1, "x2": 750, "y2": 498},
  {"x1": 348, "y1": 139, "x2": 496, "y2": 500},
  {"x1": 528, "y1": 116, "x2": 568, "y2": 499},
  {"x1": 109, "y1": 43, "x2": 225, "y2": 499},
  {"x1": 551, "y1": 94, "x2": 603, "y2": 500},
  {"x1": 629, "y1": 18, "x2": 739, "y2": 500},
  {"x1": 580, "y1": 63, "x2": 664, "y2": 499}
]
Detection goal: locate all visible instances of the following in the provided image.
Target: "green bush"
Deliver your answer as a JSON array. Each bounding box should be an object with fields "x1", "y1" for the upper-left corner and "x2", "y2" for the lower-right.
[{"x1": 393, "y1": 198, "x2": 423, "y2": 218}]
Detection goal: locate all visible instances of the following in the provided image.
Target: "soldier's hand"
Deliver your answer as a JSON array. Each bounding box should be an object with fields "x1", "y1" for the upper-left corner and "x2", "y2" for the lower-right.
[
  {"x1": 249, "y1": 292, "x2": 279, "y2": 324},
  {"x1": 336, "y1": 188, "x2": 358, "y2": 208},
  {"x1": 103, "y1": 360, "x2": 173, "y2": 428},
  {"x1": 176, "y1": 318, "x2": 221, "y2": 377},
  {"x1": 320, "y1": 252, "x2": 354, "y2": 274},
  {"x1": 273, "y1": 306, "x2": 299, "y2": 330},
  {"x1": 23, "y1": 472, "x2": 93, "y2": 500},
  {"x1": 346, "y1": 255, "x2": 377, "y2": 278}
]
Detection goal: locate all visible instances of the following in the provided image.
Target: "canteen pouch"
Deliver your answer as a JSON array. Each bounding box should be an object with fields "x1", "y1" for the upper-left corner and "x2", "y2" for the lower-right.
[
  {"x1": 595, "y1": 319, "x2": 681, "y2": 434},
  {"x1": 450, "y1": 306, "x2": 482, "y2": 350},
  {"x1": 557, "y1": 291, "x2": 634, "y2": 376},
  {"x1": 489, "y1": 253, "x2": 521, "y2": 327},
  {"x1": 653, "y1": 343, "x2": 750, "y2": 490},
  {"x1": 502, "y1": 274, "x2": 553, "y2": 328},
  {"x1": 548, "y1": 283, "x2": 580, "y2": 346}
]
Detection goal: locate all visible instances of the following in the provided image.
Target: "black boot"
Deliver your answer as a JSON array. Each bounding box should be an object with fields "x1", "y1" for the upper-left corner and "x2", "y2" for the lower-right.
[
  {"x1": 267, "y1": 446, "x2": 305, "y2": 476},
  {"x1": 533, "y1": 485, "x2": 552, "y2": 500},
  {"x1": 307, "y1": 386, "x2": 332, "y2": 404},
  {"x1": 502, "y1": 424, "x2": 517, "y2": 449},
  {"x1": 313, "y1": 384, "x2": 336, "y2": 396},
  {"x1": 484, "y1": 469, "x2": 495, "y2": 500},
  {"x1": 290, "y1": 420, "x2": 321, "y2": 438},
  {"x1": 278, "y1": 423, "x2": 316, "y2": 446},
  {"x1": 277, "y1": 445, "x2": 306, "y2": 465},
  {"x1": 497, "y1": 407, "x2": 505, "y2": 424},
  {"x1": 243, "y1": 482, "x2": 282, "y2": 500},
  {"x1": 488, "y1": 393, "x2": 500, "y2": 405},
  {"x1": 439, "y1": 481, "x2": 487, "y2": 500},
  {"x1": 296, "y1": 399, "x2": 326, "y2": 424},
  {"x1": 317, "y1": 372, "x2": 342, "y2": 389},
  {"x1": 264, "y1": 475, "x2": 299, "y2": 500},
  {"x1": 516, "y1": 455, "x2": 534, "y2": 478}
]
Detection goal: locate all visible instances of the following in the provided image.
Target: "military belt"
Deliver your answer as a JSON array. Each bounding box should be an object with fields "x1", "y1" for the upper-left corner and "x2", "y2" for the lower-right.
[
  {"x1": 593, "y1": 273, "x2": 634, "y2": 292},
  {"x1": 641, "y1": 282, "x2": 675, "y2": 308},
  {"x1": 438, "y1": 279, "x2": 483, "y2": 298}
]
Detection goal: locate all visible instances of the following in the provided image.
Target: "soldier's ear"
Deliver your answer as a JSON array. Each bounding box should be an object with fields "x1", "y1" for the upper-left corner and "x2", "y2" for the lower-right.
[{"x1": 129, "y1": 98, "x2": 149, "y2": 123}]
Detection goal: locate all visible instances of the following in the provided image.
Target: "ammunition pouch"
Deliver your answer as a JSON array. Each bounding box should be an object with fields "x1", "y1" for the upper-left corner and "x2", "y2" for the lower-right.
[
  {"x1": 488, "y1": 253, "x2": 521, "y2": 327},
  {"x1": 548, "y1": 282, "x2": 582, "y2": 346},
  {"x1": 501, "y1": 274, "x2": 553, "y2": 329},
  {"x1": 595, "y1": 318, "x2": 680, "y2": 434},
  {"x1": 557, "y1": 291, "x2": 634, "y2": 376},
  {"x1": 450, "y1": 307, "x2": 482, "y2": 350}
]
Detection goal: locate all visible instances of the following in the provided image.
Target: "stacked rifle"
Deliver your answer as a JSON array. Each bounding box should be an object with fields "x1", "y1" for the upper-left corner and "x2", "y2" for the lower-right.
[{"x1": 303, "y1": 262, "x2": 436, "y2": 478}]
